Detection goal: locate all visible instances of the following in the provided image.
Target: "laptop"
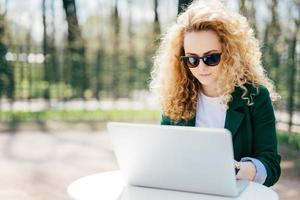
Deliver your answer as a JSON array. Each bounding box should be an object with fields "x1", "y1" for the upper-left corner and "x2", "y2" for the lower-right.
[{"x1": 107, "y1": 122, "x2": 248, "y2": 197}]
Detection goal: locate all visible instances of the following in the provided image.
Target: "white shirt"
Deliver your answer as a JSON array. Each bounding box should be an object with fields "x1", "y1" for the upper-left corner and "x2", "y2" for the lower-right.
[{"x1": 195, "y1": 91, "x2": 227, "y2": 128}]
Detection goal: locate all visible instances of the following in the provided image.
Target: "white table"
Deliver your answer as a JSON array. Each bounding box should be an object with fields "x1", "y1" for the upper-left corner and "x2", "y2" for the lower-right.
[{"x1": 67, "y1": 170, "x2": 278, "y2": 200}]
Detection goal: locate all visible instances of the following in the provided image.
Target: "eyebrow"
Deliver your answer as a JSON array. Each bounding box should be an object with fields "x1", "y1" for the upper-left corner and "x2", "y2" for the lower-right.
[{"x1": 185, "y1": 50, "x2": 220, "y2": 56}]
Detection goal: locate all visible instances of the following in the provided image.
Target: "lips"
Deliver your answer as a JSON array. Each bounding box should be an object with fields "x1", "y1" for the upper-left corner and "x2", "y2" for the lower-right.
[{"x1": 200, "y1": 74, "x2": 211, "y2": 76}]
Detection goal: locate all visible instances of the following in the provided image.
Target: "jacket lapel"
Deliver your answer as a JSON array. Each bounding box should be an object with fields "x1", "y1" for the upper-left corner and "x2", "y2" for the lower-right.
[{"x1": 224, "y1": 87, "x2": 245, "y2": 139}]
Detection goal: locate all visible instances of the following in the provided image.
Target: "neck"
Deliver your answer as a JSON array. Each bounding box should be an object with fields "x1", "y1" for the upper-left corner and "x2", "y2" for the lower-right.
[{"x1": 201, "y1": 85, "x2": 222, "y2": 97}]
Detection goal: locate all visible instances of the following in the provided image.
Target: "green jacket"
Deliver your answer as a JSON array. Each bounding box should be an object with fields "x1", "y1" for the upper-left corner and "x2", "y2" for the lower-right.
[{"x1": 160, "y1": 84, "x2": 281, "y2": 187}]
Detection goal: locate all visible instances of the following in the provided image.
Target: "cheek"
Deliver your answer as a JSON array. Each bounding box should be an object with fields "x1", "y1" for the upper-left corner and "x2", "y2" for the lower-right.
[
  {"x1": 189, "y1": 68, "x2": 197, "y2": 77},
  {"x1": 211, "y1": 66, "x2": 220, "y2": 77},
  {"x1": 189, "y1": 65, "x2": 220, "y2": 76}
]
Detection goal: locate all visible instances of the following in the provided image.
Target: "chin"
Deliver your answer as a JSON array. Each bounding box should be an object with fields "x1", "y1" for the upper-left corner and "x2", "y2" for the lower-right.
[{"x1": 197, "y1": 78, "x2": 215, "y2": 86}]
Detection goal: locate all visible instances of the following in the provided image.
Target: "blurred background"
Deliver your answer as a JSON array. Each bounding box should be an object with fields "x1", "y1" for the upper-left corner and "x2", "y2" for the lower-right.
[{"x1": 0, "y1": 0, "x2": 299, "y2": 199}]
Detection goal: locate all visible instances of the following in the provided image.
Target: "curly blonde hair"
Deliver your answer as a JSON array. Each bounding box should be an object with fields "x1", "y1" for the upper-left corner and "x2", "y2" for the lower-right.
[{"x1": 149, "y1": 0, "x2": 279, "y2": 121}]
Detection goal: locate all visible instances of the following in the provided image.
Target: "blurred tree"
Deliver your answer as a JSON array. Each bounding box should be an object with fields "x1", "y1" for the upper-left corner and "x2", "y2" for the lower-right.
[
  {"x1": 42, "y1": 0, "x2": 50, "y2": 100},
  {"x1": 154, "y1": 0, "x2": 160, "y2": 34},
  {"x1": 286, "y1": 1, "x2": 300, "y2": 133},
  {"x1": 50, "y1": 0, "x2": 59, "y2": 98},
  {"x1": 262, "y1": 0, "x2": 281, "y2": 85},
  {"x1": 43, "y1": 0, "x2": 59, "y2": 102},
  {"x1": 126, "y1": 0, "x2": 137, "y2": 93},
  {"x1": 62, "y1": 0, "x2": 88, "y2": 99},
  {"x1": 26, "y1": 30, "x2": 33, "y2": 100},
  {"x1": 143, "y1": 0, "x2": 161, "y2": 90},
  {"x1": 111, "y1": 0, "x2": 121, "y2": 99},
  {"x1": 95, "y1": 47, "x2": 103, "y2": 100},
  {"x1": 139, "y1": 0, "x2": 162, "y2": 92},
  {"x1": 0, "y1": 12, "x2": 14, "y2": 100},
  {"x1": 239, "y1": 0, "x2": 257, "y2": 34},
  {"x1": 178, "y1": 0, "x2": 193, "y2": 15},
  {"x1": 94, "y1": 3, "x2": 105, "y2": 100}
]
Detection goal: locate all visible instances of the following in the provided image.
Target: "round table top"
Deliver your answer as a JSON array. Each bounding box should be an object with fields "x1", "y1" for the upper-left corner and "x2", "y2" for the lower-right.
[{"x1": 67, "y1": 170, "x2": 278, "y2": 200}]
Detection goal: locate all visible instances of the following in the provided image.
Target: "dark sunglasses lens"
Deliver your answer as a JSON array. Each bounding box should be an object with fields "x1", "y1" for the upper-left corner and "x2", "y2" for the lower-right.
[
  {"x1": 187, "y1": 57, "x2": 200, "y2": 68},
  {"x1": 203, "y1": 53, "x2": 221, "y2": 66}
]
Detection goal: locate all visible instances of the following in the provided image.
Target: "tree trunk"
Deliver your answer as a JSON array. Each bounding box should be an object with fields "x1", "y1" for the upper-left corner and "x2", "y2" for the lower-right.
[
  {"x1": 62, "y1": 0, "x2": 88, "y2": 99},
  {"x1": 0, "y1": 13, "x2": 14, "y2": 100},
  {"x1": 178, "y1": 0, "x2": 193, "y2": 15},
  {"x1": 42, "y1": 0, "x2": 50, "y2": 102},
  {"x1": 287, "y1": 1, "x2": 300, "y2": 134},
  {"x1": 111, "y1": 0, "x2": 120, "y2": 99},
  {"x1": 287, "y1": 31, "x2": 298, "y2": 133},
  {"x1": 127, "y1": 0, "x2": 136, "y2": 94},
  {"x1": 239, "y1": 0, "x2": 257, "y2": 35}
]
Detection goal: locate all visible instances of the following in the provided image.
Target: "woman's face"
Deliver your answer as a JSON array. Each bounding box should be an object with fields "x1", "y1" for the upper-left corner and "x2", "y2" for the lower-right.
[{"x1": 183, "y1": 30, "x2": 222, "y2": 91}]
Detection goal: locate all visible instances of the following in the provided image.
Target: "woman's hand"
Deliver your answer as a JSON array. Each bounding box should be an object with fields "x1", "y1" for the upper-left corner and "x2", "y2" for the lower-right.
[{"x1": 236, "y1": 161, "x2": 256, "y2": 181}]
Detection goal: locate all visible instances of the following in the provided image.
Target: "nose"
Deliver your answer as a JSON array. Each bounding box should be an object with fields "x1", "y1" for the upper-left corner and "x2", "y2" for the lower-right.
[{"x1": 197, "y1": 60, "x2": 209, "y2": 69}]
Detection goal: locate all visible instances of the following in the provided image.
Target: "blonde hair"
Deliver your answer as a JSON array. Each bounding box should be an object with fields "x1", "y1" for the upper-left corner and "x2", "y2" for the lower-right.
[{"x1": 150, "y1": 0, "x2": 279, "y2": 121}]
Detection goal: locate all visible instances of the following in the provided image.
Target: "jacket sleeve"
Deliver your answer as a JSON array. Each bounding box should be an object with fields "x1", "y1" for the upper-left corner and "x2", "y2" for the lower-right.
[{"x1": 251, "y1": 86, "x2": 281, "y2": 186}]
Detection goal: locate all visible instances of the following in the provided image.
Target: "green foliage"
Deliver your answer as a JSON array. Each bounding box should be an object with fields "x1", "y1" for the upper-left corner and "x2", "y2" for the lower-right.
[
  {"x1": 0, "y1": 14, "x2": 14, "y2": 99},
  {"x1": 277, "y1": 131, "x2": 300, "y2": 150},
  {"x1": 0, "y1": 109, "x2": 160, "y2": 123}
]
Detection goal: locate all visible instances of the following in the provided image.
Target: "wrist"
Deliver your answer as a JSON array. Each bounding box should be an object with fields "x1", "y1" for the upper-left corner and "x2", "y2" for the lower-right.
[{"x1": 242, "y1": 161, "x2": 257, "y2": 181}]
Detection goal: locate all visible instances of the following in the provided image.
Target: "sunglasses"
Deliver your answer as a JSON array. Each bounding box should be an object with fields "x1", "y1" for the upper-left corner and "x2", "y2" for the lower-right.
[{"x1": 180, "y1": 53, "x2": 222, "y2": 68}]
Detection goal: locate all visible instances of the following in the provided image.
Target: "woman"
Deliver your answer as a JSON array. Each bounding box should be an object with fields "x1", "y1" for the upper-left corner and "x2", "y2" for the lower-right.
[{"x1": 150, "y1": 0, "x2": 281, "y2": 187}]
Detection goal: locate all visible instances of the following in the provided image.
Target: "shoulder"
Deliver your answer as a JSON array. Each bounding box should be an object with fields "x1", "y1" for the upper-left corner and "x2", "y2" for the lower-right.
[
  {"x1": 246, "y1": 84, "x2": 270, "y2": 102},
  {"x1": 237, "y1": 83, "x2": 271, "y2": 104},
  {"x1": 241, "y1": 84, "x2": 274, "y2": 116},
  {"x1": 229, "y1": 83, "x2": 272, "y2": 111}
]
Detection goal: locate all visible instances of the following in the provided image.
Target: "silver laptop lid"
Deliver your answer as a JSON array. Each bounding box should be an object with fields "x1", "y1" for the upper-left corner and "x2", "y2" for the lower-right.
[{"x1": 107, "y1": 122, "x2": 244, "y2": 197}]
